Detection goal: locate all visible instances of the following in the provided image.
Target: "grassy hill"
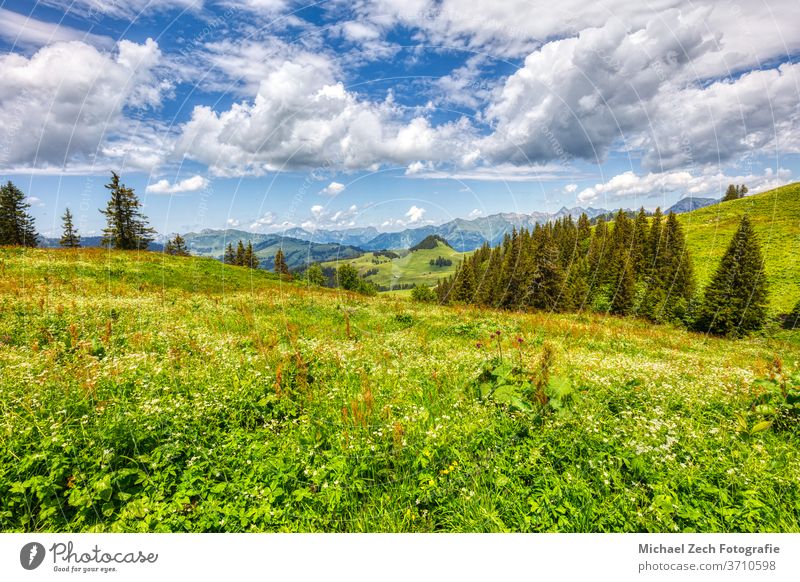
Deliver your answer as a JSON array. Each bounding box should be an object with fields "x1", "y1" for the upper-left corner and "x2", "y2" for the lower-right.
[
  {"x1": 679, "y1": 182, "x2": 800, "y2": 313},
  {"x1": 1, "y1": 247, "x2": 799, "y2": 532},
  {"x1": 321, "y1": 238, "x2": 470, "y2": 289}
]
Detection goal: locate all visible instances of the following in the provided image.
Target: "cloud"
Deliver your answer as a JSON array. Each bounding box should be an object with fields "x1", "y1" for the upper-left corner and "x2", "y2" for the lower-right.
[
  {"x1": 174, "y1": 54, "x2": 474, "y2": 175},
  {"x1": 302, "y1": 203, "x2": 360, "y2": 230},
  {"x1": 405, "y1": 205, "x2": 426, "y2": 223},
  {"x1": 249, "y1": 211, "x2": 278, "y2": 230},
  {"x1": 479, "y1": 10, "x2": 800, "y2": 171},
  {"x1": 564, "y1": 183, "x2": 578, "y2": 193},
  {"x1": 319, "y1": 181, "x2": 345, "y2": 196},
  {"x1": 576, "y1": 168, "x2": 792, "y2": 204},
  {"x1": 39, "y1": 0, "x2": 203, "y2": 19},
  {"x1": 405, "y1": 163, "x2": 575, "y2": 182},
  {"x1": 26, "y1": 196, "x2": 45, "y2": 207},
  {"x1": 468, "y1": 208, "x2": 483, "y2": 218},
  {"x1": 0, "y1": 38, "x2": 168, "y2": 172},
  {"x1": 0, "y1": 9, "x2": 114, "y2": 50},
  {"x1": 146, "y1": 175, "x2": 208, "y2": 194},
  {"x1": 226, "y1": 218, "x2": 241, "y2": 227}
]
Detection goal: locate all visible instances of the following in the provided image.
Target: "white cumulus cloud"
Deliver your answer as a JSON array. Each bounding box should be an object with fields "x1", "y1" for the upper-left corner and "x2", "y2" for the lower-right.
[{"x1": 146, "y1": 175, "x2": 208, "y2": 194}]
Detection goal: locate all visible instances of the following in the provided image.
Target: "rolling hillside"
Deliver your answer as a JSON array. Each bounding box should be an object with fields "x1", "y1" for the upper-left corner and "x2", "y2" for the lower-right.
[
  {"x1": 1, "y1": 247, "x2": 799, "y2": 533},
  {"x1": 320, "y1": 237, "x2": 470, "y2": 289},
  {"x1": 680, "y1": 182, "x2": 800, "y2": 313},
  {"x1": 181, "y1": 229, "x2": 363, "y2": 270}
]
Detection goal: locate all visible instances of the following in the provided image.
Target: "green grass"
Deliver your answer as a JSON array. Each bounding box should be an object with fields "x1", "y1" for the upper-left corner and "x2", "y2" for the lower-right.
[
  {"x1": 320, "y1": 241, "x2": 470, "y2": 289},
  {"x1": 680, "y1": 182, "x2": 800, "y2": 314},
  {"x1": 1, "y1": 247, "x2": 799, "y2": 532}
]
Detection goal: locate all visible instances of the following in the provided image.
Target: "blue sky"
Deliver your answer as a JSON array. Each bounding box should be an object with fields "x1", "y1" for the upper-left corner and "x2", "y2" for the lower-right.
[{"x1": 0, "y1": 0, "x2": 798, "y2": 237}]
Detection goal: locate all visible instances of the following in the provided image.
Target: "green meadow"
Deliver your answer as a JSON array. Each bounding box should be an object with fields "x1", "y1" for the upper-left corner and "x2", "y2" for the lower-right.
[{"x1": 1, "y1": 245, "x2": 798, "y2": 532}]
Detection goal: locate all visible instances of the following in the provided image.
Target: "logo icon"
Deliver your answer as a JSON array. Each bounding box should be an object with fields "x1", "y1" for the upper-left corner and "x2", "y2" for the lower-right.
[{"x1": 20, "y1": 542, "x2": 46, "y2": 570}]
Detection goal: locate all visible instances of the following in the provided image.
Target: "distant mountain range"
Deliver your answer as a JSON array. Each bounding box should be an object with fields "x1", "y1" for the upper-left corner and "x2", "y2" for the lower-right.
[
  {"x1": 666, "y1": 196, "x2": 718, "y2": 214},
  {"x1": 38, "y1": 197, "x2": 720, "y2": 266}
]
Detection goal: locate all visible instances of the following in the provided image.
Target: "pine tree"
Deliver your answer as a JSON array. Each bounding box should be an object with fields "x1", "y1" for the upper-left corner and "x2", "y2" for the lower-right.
[
  {"x1": 452, "y1": 260, "x2": 476, "y2": 302},
  {"x1": 165, "y1": 234, "x2": 189, "y2": 256},
  {"x1": 235, "y1": 240, "x2": 246, "y2": 266},
  {"x1": 99, "y1": 172, "x2": 154, "y2": 250},
  {"x1": 244, "y1": 241, "x2": 259, "y2": 269},
  {"x1": 610, "y1": 255, "x2": 636, "y2": 316},
  {"x1": 0, "y1": 181, "x2": 38, "y2": 247},
  {"x1": 274, "y1": 248, "x2": 290, "y2": 276},
  {"x1": 652, "y1": 212, "x2": 695, "y2": 322},
  {"x1": 224, "y1": 242, "x2": 236, "y2": 265},
  {"x1": 722, "y1": 184, "x2": 739, "y2": 202},
  {"x1": 527, "y1": 236, "x2": 565, "y2": 311},
  {"x1": 306, "y1": 263, "x2": 325, "y2": 286},
  {"x1": 632, "y1": 208, "x2": 650, "y2": 275},
  {"x1": 576, "y1": 213, "x2": 592, "y2": 256},
  {"x1": 784, "y1": 299, "x2": 800, "y2": 330},
  {"x1": 59, "y1": 208, "x2": 80, "y2": 248},
  {"x1": 693, "y1": 215, "x2": 768, "y2": 336}
]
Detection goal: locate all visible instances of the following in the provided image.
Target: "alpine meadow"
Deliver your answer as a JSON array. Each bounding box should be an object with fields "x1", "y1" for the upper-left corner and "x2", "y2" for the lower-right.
[{"x1": 1, "y1": 0, "x2": 800, "y2": 539}]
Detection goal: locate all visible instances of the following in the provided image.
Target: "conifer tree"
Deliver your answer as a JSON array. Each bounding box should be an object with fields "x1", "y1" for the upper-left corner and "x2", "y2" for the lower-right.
[
  {"x1": 527, "y1": 236, "x2": 565, "y2": 311},
  {"x1": 245, "y1": 241, "x2": 259, "y2": 269},
  {"x1": 165, "y1": 234, "x2": 189, "y2": 256},
  {"x1": 610, "y1": 255, "x2": 636, "y2": 316},
  {"x1": 59, "y1": 208, "x2": 80, "y2": 248},
  {"x1": 235, "y1": 240, "x2": 246, "y2": 266},
  {"x1": 99, "y1": 172, "x2": 154, "y2": 250},
  {"x1": 722, "y1": 184, "x2": 747, "y2": 202},
  {"x1": 0, "y1": 181, "x2": 38, "y2": 247},
  {"x1": 647, "y1": 207, "x2": 664, "y2": 274},
  {"x1": 274, "y1": 248, "x2": 290, "y2": 276},
  {"x1": 652, "y1": 212, "x2": 694, "y2": 321},
  {"x1": 452, "y1": 260, "x2": 476, "y2": 302},
  {"x1": 576, "y1": 213, "x2": 592, "y2": 256},
  {"x1": 632, "y1": 208, "x2": 650, "y2": 274},
  {"x1": 693, "y1": 215, "x2": 768, "y2": 336},
  {"x1": 224, "y1": 242, "x2": 236, "y2": 265},
  {"x1": 784, "y1": 299, "x2": 800, "y2": 330}
]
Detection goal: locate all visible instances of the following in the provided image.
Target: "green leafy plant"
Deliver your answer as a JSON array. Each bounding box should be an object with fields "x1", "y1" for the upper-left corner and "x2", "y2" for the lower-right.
[{"x1": 747, "y1": 359, "x2": 800, "y2": 432}]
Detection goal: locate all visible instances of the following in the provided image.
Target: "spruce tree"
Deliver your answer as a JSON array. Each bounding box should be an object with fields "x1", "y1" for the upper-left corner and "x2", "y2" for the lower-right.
[
  {"x1": 99, "y1": 172, "x2": 154, "y2": 250},
  {"x1": 610, "y1": 255, "x2": 636, "y2": 316},
  {"x1": 245, "y1": 241, "x2": 259, "y2": 269},
  {"x1": 235, "y1": 240, "x2": 246, "y2": 266},
  {"x1": 632, "y1": 208, "x2": 650, "y2": 274},
  {"x1": 693, "y1": 215, "x2": 768, "y2": 336},
  {"x1": 452, "y1": 260, "x2": 476, "y2": 302},
  {"x1": 527, "y1": 236, "x2": 565, "y2": 311},
  {"x1": 224, "y1": 242, "x2": 236, "y2": 265},
  {"x1": 59, "y1": 208, "x2": 80, "y2": 248},
  {"x1": 722, "y1": 184, "x2": 739, "y2": 202},
  {"x1": 0, "y1": 181, "x2": 38, "y2": 247},
  {"x1": 274, "y1": 248, "x2": 290, "y2": 276},
  {"x1": 165, "y1": 234, "x2": 189, "y2": 256},
  {"x1": 784, "y1": 299, "x2": 800, "y2": 330},
  {"x1": 576, "y1": 213, "x2": 592, "y2": 256},
  {"x1": 652, "y1": 212, "x2": 695, "y2": 322}
]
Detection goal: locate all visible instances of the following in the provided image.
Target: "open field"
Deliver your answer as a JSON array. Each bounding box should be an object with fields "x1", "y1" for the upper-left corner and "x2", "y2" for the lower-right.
[
  {"x1": 1, "y1": 247, "x2": 799, "y2": 532},
  {"x1": 681, "y1": 183, "x2": 800, "y2": 314},
  {"x1": 320, "y1": 240, "x2": 470, "y2": 289}
]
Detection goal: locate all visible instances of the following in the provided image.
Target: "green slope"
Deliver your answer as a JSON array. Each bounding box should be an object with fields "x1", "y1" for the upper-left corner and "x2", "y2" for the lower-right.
[
  {"x1": 679, "y1": 182, "x2": 800, "y2": 313},
  {"x1": 320, "y1": 239, "x2": 468, "y2": 289},
  {"x1": 1, "y1": 248, "x2": 799, "y2": 532}
]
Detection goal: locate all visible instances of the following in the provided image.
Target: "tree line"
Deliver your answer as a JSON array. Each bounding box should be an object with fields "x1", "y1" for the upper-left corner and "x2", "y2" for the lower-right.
[{"x1": 434, "y1": 209, "x2": 771, "y2": 336}]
